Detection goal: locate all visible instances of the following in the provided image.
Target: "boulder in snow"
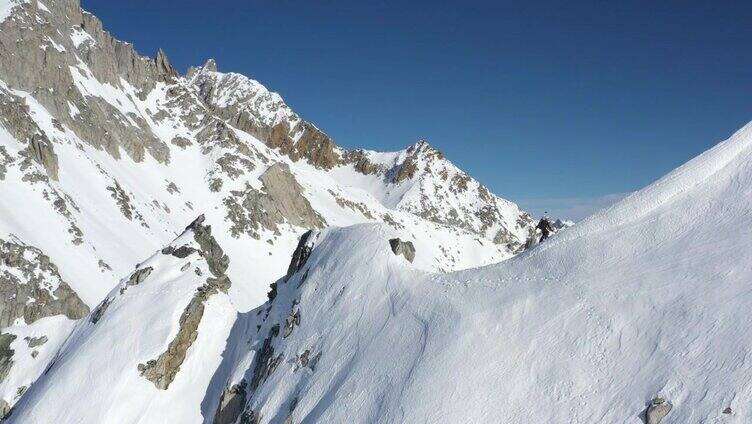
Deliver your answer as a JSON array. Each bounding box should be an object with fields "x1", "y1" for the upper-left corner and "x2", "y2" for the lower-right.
[
  {"x1": 389, "y1": 238, "x2": 416, "y2": 263},
  {"x1": 645, "y1": 397, "x2": 672, "y2": 424}
]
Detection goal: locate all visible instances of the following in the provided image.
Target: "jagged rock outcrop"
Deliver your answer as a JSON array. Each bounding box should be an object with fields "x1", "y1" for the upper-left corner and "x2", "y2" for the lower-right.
[
  {"x1": 89, "y1": 297, "x2": 112, "y2": 324},
  {"x1": 0, "y1": 332, "x2": 16, "y2": 383},
  {"x1": 213, "y1": 380, "x2": 248, "y2": 424},
  {"x1": 389, "y1": 238, "x2": 416, "y2": 263},
  {"x1": 138, "y1": 216, "x2": 231, "y2": 390},
  {"x1": 155, "y1": 49, "x2": 178, "y2": 82},
  {"x1": 249, "y1": 326, "x2": 283, "y2": 393},
  {"x1": 0, "y1": 238, "x2": 89, "y2": 328},
  {"x1": 0, "y1": 87, "x2": 59, "y2": 180},
  {"x1": 645, "y1": 397, "x2": 672, "y2": 424},
  {"x1": 127, "y1": 266, "x2": 153, "y2": 286},
  {"x1": 0, "y1": 0, "x2": 170, "y2": 164},
  {"x1": 286, "y1": 230, "x2": 317, "y2": 277},
  {"x1": 27, "y1": 134, "x2": 59, "y2": 181},
  {"x1": 224, "y1": 164, "x2": 325, "y2": 238},
  {"x1": 283, "y1": 308, "x2": 301, "y2": 338}
]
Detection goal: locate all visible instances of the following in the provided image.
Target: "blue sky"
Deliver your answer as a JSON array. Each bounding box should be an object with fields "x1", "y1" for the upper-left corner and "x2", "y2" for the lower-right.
[{"x1": 82, "y1": 0, "x2": 752, "y2": 219}]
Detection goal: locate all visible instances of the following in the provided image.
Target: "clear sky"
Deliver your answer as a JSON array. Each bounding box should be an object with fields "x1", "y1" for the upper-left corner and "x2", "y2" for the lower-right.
[{"x1": 82, "y1": 0, "x2": 752, "y2": 219}]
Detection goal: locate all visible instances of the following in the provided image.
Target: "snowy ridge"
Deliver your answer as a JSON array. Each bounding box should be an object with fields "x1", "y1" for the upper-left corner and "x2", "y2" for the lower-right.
[
  {"x1": 188, "y1": 61, "x2": 302, "y2": 132},
  {"x1": 10, "y1": 216, "x2": 237, "y2": 423},
  {"x1": 1, "y1": 0, "x2": 750, "y2": 422},
  {"x1": 158, "y1": 121, "x2": 751, "y2": 423},
  {"x1": 11, "y1": 118, "x2": 752, "y2": 422},
  {"x1": 0, "y1": 0, "x2": 536, "y2": 415}
]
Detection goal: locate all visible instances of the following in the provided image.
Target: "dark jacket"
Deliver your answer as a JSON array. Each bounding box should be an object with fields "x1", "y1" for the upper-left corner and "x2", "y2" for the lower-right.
[{"x1": 536, "y1": 218, "x2": 554, "y2": 234}]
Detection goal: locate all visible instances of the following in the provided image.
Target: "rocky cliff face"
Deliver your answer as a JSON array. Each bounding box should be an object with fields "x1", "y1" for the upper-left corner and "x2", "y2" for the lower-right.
[
  {"x1": 0, "y1": 0, "x2": 539, "y2": 416},
  {"x1": 0, "y1": 238, "x2": 88, "y2": 328}
]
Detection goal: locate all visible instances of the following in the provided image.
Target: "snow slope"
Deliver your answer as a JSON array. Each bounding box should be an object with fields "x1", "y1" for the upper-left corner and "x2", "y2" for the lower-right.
[
  {"x1": 5, "y1": 0, "x2": 749, "y2": 422},
  {"x1": 0, "y1": 0, "x2": 535, "y2": 414},
  {"x1": 10, "y1": 217, "x2": 238, "y2": 423},
  {"x1": 12, "y1": 122, "x2": 752, "y2": 423},
  {"x1": 196, "y1": 121, "x2": 752, "y2": 423}
]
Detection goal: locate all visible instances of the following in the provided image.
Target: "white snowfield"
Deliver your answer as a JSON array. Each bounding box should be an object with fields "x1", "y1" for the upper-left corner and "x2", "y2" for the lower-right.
[{"x1": 10, "y1": 122, "x2": 752, "y2": 423}]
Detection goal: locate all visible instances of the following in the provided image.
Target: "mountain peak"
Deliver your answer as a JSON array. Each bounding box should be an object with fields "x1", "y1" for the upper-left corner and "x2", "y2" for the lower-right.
[
  {"x1": 202, "y1": 58, "x2": 218, "y2": 72},
  {"x1": 406, "y1": 139, "x2": 444, "y2": 160}
]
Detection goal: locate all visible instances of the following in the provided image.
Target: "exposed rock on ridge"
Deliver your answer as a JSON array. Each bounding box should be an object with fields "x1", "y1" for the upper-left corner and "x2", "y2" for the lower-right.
[
  {"x1": 389, "y1": 238, "x2": 416, "y2": 263},
  {"x1": 138, "y1": 215, "x2": 231, "y2": 390}
]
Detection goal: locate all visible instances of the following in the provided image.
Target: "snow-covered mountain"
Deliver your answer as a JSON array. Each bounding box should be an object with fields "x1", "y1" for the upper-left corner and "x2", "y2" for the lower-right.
[
  {"x1": 10, "y1": 117, "x2": 752, "y2": 424},
  {"x1": 0, "y1": 0, "x2": 539, "y2": 418},
  {"x1": 4, "y1": 1, "x2": 748, "y2": 423}
]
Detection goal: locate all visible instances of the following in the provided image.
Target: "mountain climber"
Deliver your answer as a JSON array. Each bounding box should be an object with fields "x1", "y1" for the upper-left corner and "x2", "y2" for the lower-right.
[{"x1": 536, "y1": 213, "x2": 555, "y2": 242}]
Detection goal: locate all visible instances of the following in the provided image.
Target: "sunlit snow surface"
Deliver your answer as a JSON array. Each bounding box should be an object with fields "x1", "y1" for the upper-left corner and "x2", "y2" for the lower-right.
[
  {"x1": 10, "y1": 123, "x2": 752, "y2": 422},
  {"x1": 2, "y1": 1, "x2": 750, "y2": 421}
]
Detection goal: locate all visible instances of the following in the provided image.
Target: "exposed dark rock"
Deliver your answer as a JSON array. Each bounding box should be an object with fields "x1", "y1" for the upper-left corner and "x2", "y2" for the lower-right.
[
  {"x1": 283, "y1": 309, "x2": 301, "y2": 338},
  {"x1": 267, "y1": 282, "x2": 278, "y2": 302},
  {"x1": 172, "y1": 245, "x2": 197, "y2": 259},
  {"x1": 328, "y1": 189, "x2": 375, "y2": 219},
  {"x1": 213, "y1": 380, "x2": 247, "y2": 424},
  {"x1": 24, "y1": 335, "x2": 48, "y2": 348},
  {"x1": 286, "y1": 230, "x2": 316, "y2": 277},
  {"x1": 213, "y1": 152, "x2": 256, "y2": 181},
  {"x1": 0, "y1": 398, "x2": 9, "y2": 419},
  {"x1": 128, "y1": 266, "x2": 153, "y2": 286},
  {"x1": 297, "y1": 350, "x2": 310, "y2": 369},
  {"x1": 155, "y1": 49, "x2": 178, "y2": 82},
  {"x1": 284, "y1": 396, "x2": 298, "y2": 424},
  {"x1": 294, "y1": 349, "x2": 319, "y2": 371},
  {"x1": 28, "y1": 133, "x2": 59, "y2": 181},
  {"x1": 224, "y1": 164, "x2": 325, "y2": 239},
  {"x1": 165, "y1": 181, "x2": 181, "y2": 194},
  {"x1": 0, "y1": 333, "x2": 17, "y2": 382},
  {"x1": 645, "y1": 397, "x2": 672, "y2": 424},
  {"x1": 186, "y1": 215, "x2": 229, "y2": 277},
  {"x1": 107, "y1": 181, "x2": 148, "y2": 227},
  {"x1": 97, "y1": 259, "x2": 112, "y2": 271},
  {"x1": 392, "y1": 155, "x2": 418, "y2": 184},
  {"x1": 249, "y1": 330, "x2": 282, "y2": 392},
  {"x1": 389, "y1": 238, "x2": 416, "y2": 263},
  {"x1": 0, "y1": 147, "x2": 12, "y2": 180},
  {"x1": 723, "y1": 406, "x2": 732, "y2": 414},
  {"x1": 341, "y1": 150, "x2": 384, "y2": 175},
  {"x1": 139, "y1": 216, "x2": 232, "y2": 390},
  {"x1": 139, "y1": 274, "x2": 229, "y2": 389},
  {"x1": 0, "y1": 238, "x2": 89, "y2": 328},
  {"x1": 90, "y1": 297, "x2": 112, "y2": 324}
]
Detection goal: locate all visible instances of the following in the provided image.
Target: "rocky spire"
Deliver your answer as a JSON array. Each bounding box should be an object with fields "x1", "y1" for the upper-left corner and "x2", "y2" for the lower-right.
[
  {"x1": 187, "y1": 58, "x2": 217, "y2": 80},
  {"x1": 155, "y1": 48, "x2": 178, "y2": 81},
  {"x1": 203, "y1": 58, "x2": 218, "y2": 72}
]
